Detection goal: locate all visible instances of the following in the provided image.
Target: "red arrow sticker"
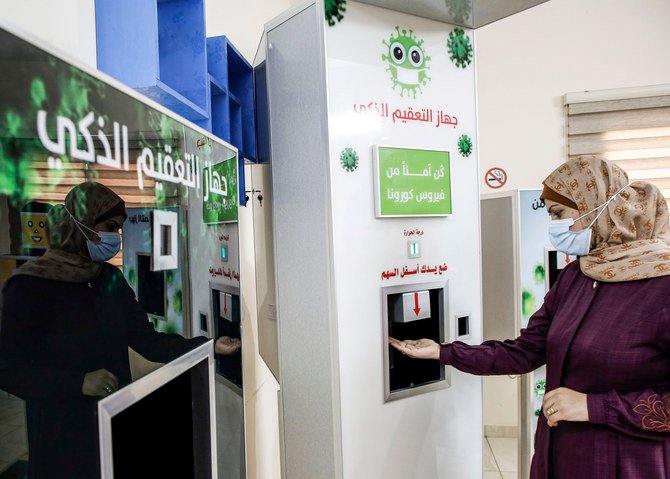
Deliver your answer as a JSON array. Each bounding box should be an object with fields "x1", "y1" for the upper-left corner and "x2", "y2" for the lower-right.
[{"x1": 413, "y1": 292, "x2": 421, "y2": 316}]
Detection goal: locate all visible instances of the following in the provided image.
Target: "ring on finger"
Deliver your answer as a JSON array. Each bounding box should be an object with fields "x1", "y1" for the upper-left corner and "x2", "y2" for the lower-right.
[{"x1": 547, "y1": 406, "x2": 557, "y2": 415}]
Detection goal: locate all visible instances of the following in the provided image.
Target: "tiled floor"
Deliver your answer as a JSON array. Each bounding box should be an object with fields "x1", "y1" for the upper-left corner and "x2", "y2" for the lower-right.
[
  {"x1": 0, "y1": 390, "x2": 28, "y2": 474},
  {"x1": 484, "y1": 436, "x2": 518, "y2": 479}
]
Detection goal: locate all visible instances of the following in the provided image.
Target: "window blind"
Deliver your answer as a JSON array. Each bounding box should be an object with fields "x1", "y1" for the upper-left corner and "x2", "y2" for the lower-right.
[
  {"x1": 565, "y1": 84, "x2": 670, "y2": 199},
  {"x1": 23, "y1": 159, "x2": 159, "y2": 268}
]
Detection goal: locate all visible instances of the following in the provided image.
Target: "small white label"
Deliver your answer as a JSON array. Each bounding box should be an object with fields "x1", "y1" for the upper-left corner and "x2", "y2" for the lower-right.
[{"x1": 220, "y1": 292, "x2": 233, "y2": 321}]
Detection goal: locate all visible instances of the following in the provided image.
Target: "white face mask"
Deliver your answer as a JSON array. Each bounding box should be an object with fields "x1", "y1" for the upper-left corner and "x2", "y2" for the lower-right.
[
  {"x1": 548, "y1": 218, "x2": 593, "y2": 257},
  {"x1": 65, "y1": 207, "x2": 122, "y2": 261},
  {"x1": 547, "y1": 183, "x2": 629, "y2": 256}
]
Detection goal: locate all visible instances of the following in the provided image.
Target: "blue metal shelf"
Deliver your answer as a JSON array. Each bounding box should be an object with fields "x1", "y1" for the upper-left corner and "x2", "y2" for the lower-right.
[{"x1": 96, "y1": 0, "x2": 257, "y2": 205}]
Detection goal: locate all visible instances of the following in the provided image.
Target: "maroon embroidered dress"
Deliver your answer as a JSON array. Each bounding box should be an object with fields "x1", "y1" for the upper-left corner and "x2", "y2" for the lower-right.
[{"x1": 440, "y1": 261, "x2": 670, "y2": 478}]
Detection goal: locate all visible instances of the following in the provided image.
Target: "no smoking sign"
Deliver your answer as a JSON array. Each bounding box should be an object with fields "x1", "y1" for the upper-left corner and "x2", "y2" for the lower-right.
[{"x1": 485, "y1": 167, "x2": 507, "y2": 189}]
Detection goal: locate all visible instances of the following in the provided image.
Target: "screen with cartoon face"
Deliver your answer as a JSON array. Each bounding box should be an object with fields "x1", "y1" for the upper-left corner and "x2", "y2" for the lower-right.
[{"x1": 20, "y1": 202, "x2": 51, "y2": 250}]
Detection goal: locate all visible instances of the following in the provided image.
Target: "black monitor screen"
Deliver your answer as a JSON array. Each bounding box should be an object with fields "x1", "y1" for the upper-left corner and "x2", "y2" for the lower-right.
[
  {"x1": 137, "y1": 254, "x2": 165, "y2": 317},
  {"x1": 110, "y1": 358, "x2": 211, "y2": 478}
]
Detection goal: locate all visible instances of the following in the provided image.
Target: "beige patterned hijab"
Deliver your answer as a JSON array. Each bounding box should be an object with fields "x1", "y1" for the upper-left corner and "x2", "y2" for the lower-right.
[
  {"x1": 543, "y1": 156, "x2": 670, "y2": 282},
  {"x1": 12, "y1": 182, "x2": 125, "y2": 283}
]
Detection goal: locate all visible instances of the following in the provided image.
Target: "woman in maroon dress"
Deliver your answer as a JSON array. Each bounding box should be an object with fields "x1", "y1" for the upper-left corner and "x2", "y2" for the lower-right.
[{"x1": 390, "y1": 156, "x2": 670, "y2": 478}]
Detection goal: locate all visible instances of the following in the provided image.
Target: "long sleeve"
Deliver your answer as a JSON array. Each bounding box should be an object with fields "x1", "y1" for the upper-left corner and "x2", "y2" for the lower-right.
[
  {"x1": 0, "y1": 280, "x2": 85, "y2": 399},
  {"x1": 585, "y1": 305, "x2": 670, "y2": 442},
  {"x1": 588, "y1": 389, "x2": 670, "y2": 442},
  {"x1": 112, "y1": 268, "x2": 207, "y2": 362},
  {"x1": 439, "y1": 282, "x2": 558, "y2": 376}
]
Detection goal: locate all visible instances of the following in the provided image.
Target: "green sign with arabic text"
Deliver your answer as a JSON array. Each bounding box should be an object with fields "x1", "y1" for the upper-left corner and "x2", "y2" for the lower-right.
[
  {"x1": 203, "y1": 156, "x2": 238, "y2": 224},
  {"x1": 375, "y1": 146, "x2": 452, "y2": 217}
]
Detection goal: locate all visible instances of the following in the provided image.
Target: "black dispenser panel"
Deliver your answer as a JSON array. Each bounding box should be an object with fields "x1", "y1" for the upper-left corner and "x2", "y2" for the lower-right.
[
  {"x1": 383, "y1": 281, "x2": 449, "y2": 402},
  {"x1": 211, "y1": 286, "x2": 242, "y2": 389}
]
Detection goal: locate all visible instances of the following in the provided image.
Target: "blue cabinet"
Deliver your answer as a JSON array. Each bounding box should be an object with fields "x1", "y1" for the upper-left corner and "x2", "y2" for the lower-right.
[
  {"x1": 96, "y1": 0, "x2": 209, "y2": 122},
  {"x1": 96, "y1": 0, "x2": 257, "y2": 203},
  {"x1": 201, "y1": 36, "x2": 256, "y2": 163}
]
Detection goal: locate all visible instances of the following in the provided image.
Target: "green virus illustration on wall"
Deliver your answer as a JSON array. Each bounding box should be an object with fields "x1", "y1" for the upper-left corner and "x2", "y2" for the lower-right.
[
  {"x1": 534, "y1": 263, "x2": 546, "y2": 286},
  {"x1": 447, "y1": 28, "x2": 473, "y2": 69},
  {"x1": 340, "y1": 147, "x2": 359, "y2": 172},
  {"x1": 325, "y1": 0, "x2": 346, "y2": 26},
  {"x1": 457, "y1": 134, "x2": 472, "y2": 157},
  {"x1": 522, "y1": 288, "x2": 536, "y2": 321},
  {"x1": 382, "y1": 27, "x2": 431, "y2": 98},
  {"x1": 534, "y1": 379, "x2": 546, "y2": 397},
  {"x1": 446, "y1": 0, "x2": 472, "y2": 25}
]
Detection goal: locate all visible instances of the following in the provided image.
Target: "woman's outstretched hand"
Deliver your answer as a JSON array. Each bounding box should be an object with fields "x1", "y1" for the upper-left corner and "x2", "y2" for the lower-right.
[
  {"x1": 388, "y1": 337, "x2": 440, "y2": 360},
  {"x1": 215, "y1": 336, "x2": 241, "y2": 355}
]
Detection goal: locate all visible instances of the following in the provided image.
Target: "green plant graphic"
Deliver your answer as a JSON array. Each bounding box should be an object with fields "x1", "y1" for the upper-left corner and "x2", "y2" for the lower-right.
[
  {"x1": 382, "y1": 27, "x2": 431, "y2": 98},
  {"x1": 447, "y1": 28, "x2": 473, "y2": 69},
  {"x1": 457, "y1": 134, "x2": 472, "y2": 157},
  {"x1": 534, "y1": 263, "x2": 546, "y2": 286},
  {"x1": 325, "y1": 0, "x2": 346, "y2": 26},
  {"x1": 340, "y1": 147, "x2": 359, "y2": 172}
]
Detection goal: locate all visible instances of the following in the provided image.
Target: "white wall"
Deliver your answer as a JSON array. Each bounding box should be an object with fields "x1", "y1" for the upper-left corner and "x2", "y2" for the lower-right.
[
  {"x1": 476, "y1": 0, "x2": 670, "y2": 193},
  {"x1": 205, "y1": 0, "x2": 293, "y2": 62},
  {"x1": 239, "y1": 164, "x2": 282, "y2": 479},
  {"x1": 477, "y1": 0, "x2": 670, "y2": 430},
  {"x1": 0, "y1": 0, "x2": 96, "y2": 67}
]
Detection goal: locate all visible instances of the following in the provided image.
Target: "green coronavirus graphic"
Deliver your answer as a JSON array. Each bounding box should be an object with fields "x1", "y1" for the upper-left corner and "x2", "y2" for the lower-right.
[
  {"x1": 522, "y1": 288, "x2": 536, "y2": 320},
  {"x1": 325, "y1": 0, "x2": 346, "y2": 26},
  {"x1": 0, "y1": 60, "x2": 111, "y2": 210},
  {"x1": 534, "y1": 379, "x2": 546, "y2": 397},
  {"x1": 534, "y1": 263, "x2": 546, "y2": 286},
  {"x1": 447, "y1": 28, "x2": 473, "y2": 69},
  {"x1": 446, "y1": 0, "x2": 472, "y2": 25},
  {"x1": 340, "y1": 147, "x2": 359, "y2": 172},
  {"x1": 127, "y1": 268, "x2": 137, "y2": 287},
  {"x1": 457, "y1": 134, "x2": 472, "y2": 157},
  {"x1": 172, "y1": 290, "x2": 183, "y2": 315},
  {"x1": 382, "y1": 27, "x2": 431, "y2": 98}
]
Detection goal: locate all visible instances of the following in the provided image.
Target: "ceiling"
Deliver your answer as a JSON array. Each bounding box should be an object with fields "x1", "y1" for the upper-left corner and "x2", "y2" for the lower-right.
[{"x1": 351, "y1": 0, "x2": 551, "y2": 28}]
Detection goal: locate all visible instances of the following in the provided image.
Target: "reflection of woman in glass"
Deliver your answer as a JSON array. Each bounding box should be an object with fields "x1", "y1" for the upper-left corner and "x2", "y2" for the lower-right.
[{"x1": 0, "y1": 182, "x2": 237, "y2": 479}]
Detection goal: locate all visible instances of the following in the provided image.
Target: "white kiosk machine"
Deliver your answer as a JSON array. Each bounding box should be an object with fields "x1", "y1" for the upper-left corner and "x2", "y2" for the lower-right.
[{"x1": 253, "y1": 1, "x2": 486, "y2": 477}]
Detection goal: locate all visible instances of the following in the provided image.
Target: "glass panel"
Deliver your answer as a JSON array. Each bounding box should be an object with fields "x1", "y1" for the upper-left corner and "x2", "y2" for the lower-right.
[{"x1": 0, "y1": 24, "x2": 244, "y2": 478}]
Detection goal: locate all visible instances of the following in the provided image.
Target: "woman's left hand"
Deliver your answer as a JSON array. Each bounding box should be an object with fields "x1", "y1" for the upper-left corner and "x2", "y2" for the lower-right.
[{"x1": 542, "y1": 387, "x2": 589, "y2": 427}]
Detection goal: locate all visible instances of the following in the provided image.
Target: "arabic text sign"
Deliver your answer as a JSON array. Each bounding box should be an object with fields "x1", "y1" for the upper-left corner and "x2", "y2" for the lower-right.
[
  {"x1": 0, "y1": 25, "x2": 238, "y2": 210},
  {"x1": 203, "y1": 157, "x2": 238, "y2": 224},
  {"x1": 375, "y1": 146, "x2": 452, "y2": 217}
]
